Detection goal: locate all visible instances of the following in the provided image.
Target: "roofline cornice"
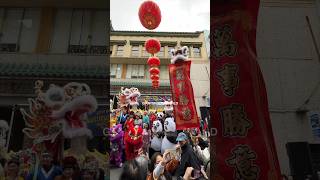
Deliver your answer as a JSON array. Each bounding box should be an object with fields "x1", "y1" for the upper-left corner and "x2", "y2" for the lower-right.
[{"x1": 110, "y1": 30, "x2": 203, "y2": 37}]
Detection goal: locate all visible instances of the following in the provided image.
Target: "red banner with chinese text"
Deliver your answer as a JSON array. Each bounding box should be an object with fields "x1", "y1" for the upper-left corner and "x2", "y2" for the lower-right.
[
  {"x1": 169, "y1": 61, "x2": 199, "y2": 130},
  {"x1": 211, "y1": 1, "x2": 282, "y2": 180}
]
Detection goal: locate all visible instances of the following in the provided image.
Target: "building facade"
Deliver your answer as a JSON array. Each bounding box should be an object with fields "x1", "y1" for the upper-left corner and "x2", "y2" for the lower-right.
[
  {"x1": 0, "y1": 2, "x2": 108, "y2": 152},
  {"x1": 257, "y1": 0, "x2": 320, "y2": 177},
  {"x1": 110, "y1": 29, "x2": 210, "y2": 116}
]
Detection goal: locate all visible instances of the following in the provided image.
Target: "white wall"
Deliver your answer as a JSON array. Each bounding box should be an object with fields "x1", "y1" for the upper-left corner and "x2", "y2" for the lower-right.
[
  {"x1": 257, "y1": 0, "x2": 320, "y2": 175},
  {"x1": 190, "y1": 63, "x2": 210, "y2": 116}
]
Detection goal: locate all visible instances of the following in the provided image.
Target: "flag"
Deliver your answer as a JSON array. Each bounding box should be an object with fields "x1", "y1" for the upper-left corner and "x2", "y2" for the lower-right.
[
  {"x1": 211, "y1": 0, "x2": 282, "y2": 179},
  {"x1": 169, "y1": 61, "x2": 199, "y2": 130}
]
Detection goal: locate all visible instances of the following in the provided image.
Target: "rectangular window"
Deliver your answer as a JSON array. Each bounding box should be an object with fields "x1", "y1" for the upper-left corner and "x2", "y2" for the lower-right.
[
  {"x1": 64, "y1": 9, "x2": 108, "y2": 55},
  {"x1": 131, "y1": 46, "x2": 139, "y2": 57},
  {"x1": 110, "y1": 64, "x2": 122, "y2": 78},
  {"x1": 142, "y1": 47, "x2": 149, "y2": 57},
  {"x1": 116, "y1": 45, "x2": 124, "y2": 56},
  {"x1": 131, "y1": 64, "x2": 139, "y2": 78},
  {"x1": 110, "y1": 64, "x2": 117, "y2": 78},
  {"x1": 193, "y1": 47, "x2": 201, "y2": 57},
  {"x1": 128, "y1": 64, "x2": 145, "y2": 79},
  {"x1": 157, "y1": 46, "x2": 164, "y2": 57},
  {"x1": 0, "y1": 8, "x2": 24, "y2": 52}
]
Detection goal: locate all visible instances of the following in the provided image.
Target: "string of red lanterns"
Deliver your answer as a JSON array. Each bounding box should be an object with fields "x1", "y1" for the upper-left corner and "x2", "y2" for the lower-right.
[{"x1": 139, "y1": 0, "x2": 162, "y2": 89}]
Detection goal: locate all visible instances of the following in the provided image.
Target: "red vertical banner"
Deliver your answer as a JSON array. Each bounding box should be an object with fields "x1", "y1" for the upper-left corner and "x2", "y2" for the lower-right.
[
  {"x1": 211, "y1": 1, "x2": 282, "y2": 179},
  {"x1": 169, "y1": 61, "x2": 199, "y2": 130}
]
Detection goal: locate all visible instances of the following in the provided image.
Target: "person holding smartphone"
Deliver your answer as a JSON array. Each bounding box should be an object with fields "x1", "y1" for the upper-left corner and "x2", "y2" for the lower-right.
[
  {"x1": 147, "y1": 150, "x2": 180, "y2": 180},
  {"x1": 175, "y1": 132, "x2": 206, "y2": 180}
]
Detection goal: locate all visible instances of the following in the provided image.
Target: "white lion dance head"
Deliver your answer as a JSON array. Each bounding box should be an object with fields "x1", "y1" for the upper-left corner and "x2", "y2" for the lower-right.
[
  {"x1": 170, "y1": 46, "x2": 189, "y2": 64},
  {"x1": 50, "y1": 82, "x2": 98, "y2": 139}
]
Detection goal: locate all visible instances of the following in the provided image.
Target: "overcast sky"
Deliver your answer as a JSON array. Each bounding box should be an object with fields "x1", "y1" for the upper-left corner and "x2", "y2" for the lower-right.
[{"x1": 110, "y1": 0, "x2": 210, "y2": 32}]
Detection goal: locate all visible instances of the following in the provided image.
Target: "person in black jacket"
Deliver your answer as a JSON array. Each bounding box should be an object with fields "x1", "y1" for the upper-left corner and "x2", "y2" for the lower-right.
[{"x1": 175, "y1": 132, "x2": 203, "y2": 180}]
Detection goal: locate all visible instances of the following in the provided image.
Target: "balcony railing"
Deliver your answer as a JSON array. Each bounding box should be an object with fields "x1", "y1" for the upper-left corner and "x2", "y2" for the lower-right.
[
  {"x1": 0, "y1": 44, "x2": 19, "y2": 53},
  {"x1": 68, "y1": 45, "x2": 107, "y2": 55}
]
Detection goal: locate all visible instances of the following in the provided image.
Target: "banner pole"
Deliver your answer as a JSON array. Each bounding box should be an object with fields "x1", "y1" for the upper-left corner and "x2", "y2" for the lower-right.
[{"x1": 6, "y1": 104, "x2": 16, "y2": 151}]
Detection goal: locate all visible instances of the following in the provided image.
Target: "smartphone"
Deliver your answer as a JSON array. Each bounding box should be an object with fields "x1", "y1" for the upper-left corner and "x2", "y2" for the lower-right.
[{"x1": 164, "y1": 152, "x2": 171, "y2": 162}]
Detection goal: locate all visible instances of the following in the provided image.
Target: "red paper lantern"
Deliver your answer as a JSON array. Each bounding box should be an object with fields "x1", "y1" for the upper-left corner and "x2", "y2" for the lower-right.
[
  {"x1": 138, "y1": 1, "x2": 161, "y2": 30},
  {"x1": 145, "y1": 39, "x2": 161, "y2": 55},
  {"x1": 149, "y1": 67, "x2": 160, "y2": 75},
  {"x1": 150, "y1": 74, "x2": 160, "y2": 81},
  {"x1": 147, "y1": 56, "x2": 160, "y2": 67},
  {"x1": 152, "y1": 81, "x2": 159, "y2": 88},
  {"x1": 152, "y1": 79, "x2": 159, "y2": 83}
]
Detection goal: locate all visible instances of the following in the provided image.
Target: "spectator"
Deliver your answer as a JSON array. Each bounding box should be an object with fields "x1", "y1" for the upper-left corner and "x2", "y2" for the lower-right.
[
  {"x1": 80, "y1": 167, "x2": 95, "y2": 180},
  {"x1": 83, "y1": 156, "x2": 104, "y2": 180},
  {"x1": 55, "y1": 156, "x2": 79, "y2": 180},
  {"x1": 3, "y1": 159, "x2": 24, "y2": 180},
  {"x1": 147, "y1": 151, "x2": 179, "y2": 180},
  {"x1": 193, "y1": 137, "x2": 210, "y2": 165},
  {"x1": 175, "y1": 132, "x2": 204, "y2": 179},
  {"x1": 119, "y1": 155, "x2": 149, "y2": 180},
  {"x1": 26, "y1": 152, "x2": 62, "y2": 180},
  {"x1": 134, "y1": 153, "x2": 149, "y2": 179}
]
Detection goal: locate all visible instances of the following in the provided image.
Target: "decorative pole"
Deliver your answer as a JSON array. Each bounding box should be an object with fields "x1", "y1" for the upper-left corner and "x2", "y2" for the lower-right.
[{"x1": 6, "y1": 104, "x2": 16, "y2": 151}]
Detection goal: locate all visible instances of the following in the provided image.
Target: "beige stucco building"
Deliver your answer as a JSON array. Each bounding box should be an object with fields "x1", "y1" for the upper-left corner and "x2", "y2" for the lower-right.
[
  {"x1": 257, "y1": 0, "x2": 320, "y2": 177},
  {"x1": 110, "y1": 29, "x2": 210, "y2": 117}
]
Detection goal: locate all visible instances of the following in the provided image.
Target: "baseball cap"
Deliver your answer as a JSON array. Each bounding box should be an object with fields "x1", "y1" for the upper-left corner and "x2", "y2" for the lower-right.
[{"x1": 176, "y1": 132, "x2": 188, "y2": 142}]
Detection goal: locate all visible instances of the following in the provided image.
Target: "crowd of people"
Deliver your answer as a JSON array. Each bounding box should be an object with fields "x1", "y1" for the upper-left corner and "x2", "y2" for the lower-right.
[
  {"x1": 110, "y1": 105, "x2": 211, "y2": 180},
  {"x1": 118, "y1": 130, "x2": 210, "y2": 180},
  {"x1": 0, "y1": 152, "x2": 105, "y2": 180}
]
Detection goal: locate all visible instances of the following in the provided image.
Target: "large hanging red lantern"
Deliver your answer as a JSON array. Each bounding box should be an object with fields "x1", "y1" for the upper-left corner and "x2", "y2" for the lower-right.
[
  {"x1": 138, "y1": 1, "x2": 161, "y2": 30},
  {"x1": 150, "y1": 74, "x2": 159, "y2": 81},
  {"x1": 149, "y1": 67, "x2": 160, "y2": 75},
  {"x1": 145, "y1": 39, "x2": 161, "y2": 55},
  {"x1": 147, "y1": 57, "x2": 160, "y2": 67}
]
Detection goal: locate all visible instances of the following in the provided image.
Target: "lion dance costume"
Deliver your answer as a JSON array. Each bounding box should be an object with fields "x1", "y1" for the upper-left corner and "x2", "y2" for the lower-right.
[{"x1": 109, "y1": 124, "x2": 124, "y2": 167}]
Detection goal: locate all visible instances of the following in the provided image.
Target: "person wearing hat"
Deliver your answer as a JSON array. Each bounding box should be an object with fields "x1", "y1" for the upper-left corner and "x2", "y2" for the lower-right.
[
  {"x1": 26, "y1": 152, "x2": 62, "y2": 180},
  {"x1": 174, "y1": 132, "x2": 203, "y2": 180},
  {"x1": 54, "y1": 156, "x2": 79, "y2": 180}
]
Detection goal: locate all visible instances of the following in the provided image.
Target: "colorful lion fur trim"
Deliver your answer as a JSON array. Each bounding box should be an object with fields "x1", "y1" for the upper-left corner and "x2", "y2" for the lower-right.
[{"x1": 109, "y1": 124, "x2": 124, "y2": 167}]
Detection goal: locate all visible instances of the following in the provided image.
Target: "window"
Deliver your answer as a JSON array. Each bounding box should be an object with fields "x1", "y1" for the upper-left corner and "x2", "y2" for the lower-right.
[
  {"x1": 193, "y1": 47, "x2": 201, "y2": 57},
  {"x1": 110, "y1": 64, "x2": 122, "y2": 78},
  {"x1": 142, "y1": 47, "x2": 149, "y2": 57},
  {"x1": 0, "y1": 8, "x2": 40, "y2": 53},
  {"x1": 157, "y1": 47, "x2": 164, "y2": 57},
  {"x1": 116, "y1": 45, "x2": 124, "y2": 56},
  {"x1": 51, "y1": 9, "x2": 108, "y2": 54},
  {"x1": 126, "y1": 64, "x2": 145, "y2": 79},
  {"x1": 131, "y1": 46, "x2": 139, "y2": 57}
]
